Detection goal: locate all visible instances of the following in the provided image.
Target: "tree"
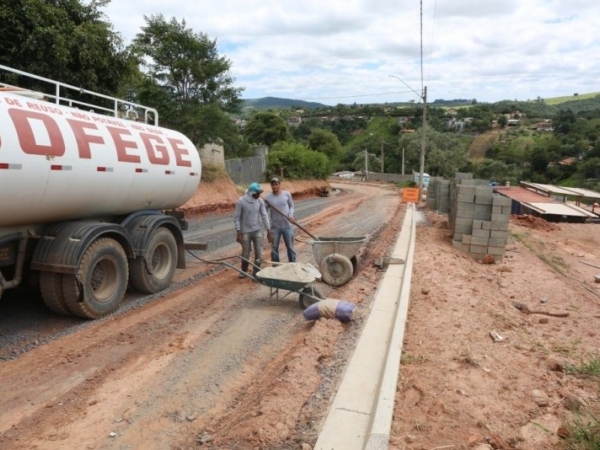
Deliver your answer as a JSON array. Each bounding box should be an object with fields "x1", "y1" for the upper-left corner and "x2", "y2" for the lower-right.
[
  {"x1": 244, "y1": 112, "x2": 291, "y2": 147},
  {"x1": 265, "y1": 142, "x2": 331, "y2": 180},
  {"x1": 307, "y1": 128, "x2": 343, "y2": 162},
  {"x1": 0, "y1": 0, "x2": 136, "y2": 95},
  {"x1": 497, "y1": 115, "x2": 508, "y2": 128},
  {"x1": 132, "y1": 14, "x2": 243, "y2": 147}
]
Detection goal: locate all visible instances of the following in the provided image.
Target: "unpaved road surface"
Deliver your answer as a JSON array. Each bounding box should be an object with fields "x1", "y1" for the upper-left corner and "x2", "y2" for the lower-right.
[{"x1": 0, "y1": 182, "x2": 404, "y2": 450}]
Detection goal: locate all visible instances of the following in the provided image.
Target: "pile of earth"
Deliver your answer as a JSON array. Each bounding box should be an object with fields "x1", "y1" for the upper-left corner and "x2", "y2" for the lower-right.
[
  {"x1": 179, "y1": 177, "x2": 331, "y2": 216},
  {"x1": 510, "y1": 214, "x2": 561, "y2": 231}
]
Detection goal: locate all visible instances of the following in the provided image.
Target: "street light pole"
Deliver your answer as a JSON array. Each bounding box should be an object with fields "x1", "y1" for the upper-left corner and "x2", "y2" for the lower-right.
[
  {"x1": 418, "y1": 86, "x2": 427, "y2": 200},
  {"x1": 364, "y1": 149, "x2": 369, "y2": 181},
  {"x1": 380, "y1": 139, "x2": 384, "y2": 174},
  {"x1": 401, "y1": 147, "x2": 405, "y2": 175}
]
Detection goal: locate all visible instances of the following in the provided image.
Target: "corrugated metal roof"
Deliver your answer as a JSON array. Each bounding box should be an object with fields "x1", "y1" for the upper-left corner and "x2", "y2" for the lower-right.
[
  {"x1": 520, "y1": 181, "x2": 600, "y2": 199},
  {"x1": 525, "y1": 202, "x2": 596, "y2": 217},
  {"x1": 493, "y1": 186, "x2": 556, "y2": 203}
]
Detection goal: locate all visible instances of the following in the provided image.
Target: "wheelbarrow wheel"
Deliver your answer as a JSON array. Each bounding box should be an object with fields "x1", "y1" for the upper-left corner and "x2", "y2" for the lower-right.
[
  {"x1": 320, "y1": 253, "x2": 354, "y2": 287},
  {"x1": 298, "y1": 286, "x2": 325, "y2": 310}
]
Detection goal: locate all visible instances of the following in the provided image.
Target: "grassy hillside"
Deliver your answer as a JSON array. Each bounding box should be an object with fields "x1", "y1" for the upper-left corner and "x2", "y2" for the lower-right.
[{"x1": 544, "y1": 92, "x2": 600, "y2": 105}]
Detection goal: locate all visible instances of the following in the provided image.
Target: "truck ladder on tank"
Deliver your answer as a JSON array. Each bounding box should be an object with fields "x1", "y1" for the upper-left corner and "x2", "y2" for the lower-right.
[{"x1": 0, "y1": 64, "x2": 159, "y2": 126}]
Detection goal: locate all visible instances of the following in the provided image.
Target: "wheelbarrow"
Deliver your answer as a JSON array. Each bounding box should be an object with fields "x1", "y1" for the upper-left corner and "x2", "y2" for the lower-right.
[
  {"x1": 309, "y1": 236, "x2": 367, "y2": 287},
  {"x1": 187, "y1": 253, "x2": 326, "y2": 310}
]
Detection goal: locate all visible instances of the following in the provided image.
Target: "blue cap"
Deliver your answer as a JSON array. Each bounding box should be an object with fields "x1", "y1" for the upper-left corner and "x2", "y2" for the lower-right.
[{"x1": 247, "y1": 182, "x2": 263, "y2": 194}]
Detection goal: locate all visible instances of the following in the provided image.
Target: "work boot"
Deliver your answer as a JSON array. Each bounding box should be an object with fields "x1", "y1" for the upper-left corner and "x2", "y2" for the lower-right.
[
  {"x1": 252, "y1": 260, "x2": 262, "y2": 276},
  {"x1": 239, "y1": 262, "x2": 249, "y2": 279}
]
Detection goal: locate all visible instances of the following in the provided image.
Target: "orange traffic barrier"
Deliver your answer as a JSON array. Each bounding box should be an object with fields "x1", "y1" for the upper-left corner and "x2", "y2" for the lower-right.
[{"x1": 402, "y1": 188, "x2": 420, "y2": 203}]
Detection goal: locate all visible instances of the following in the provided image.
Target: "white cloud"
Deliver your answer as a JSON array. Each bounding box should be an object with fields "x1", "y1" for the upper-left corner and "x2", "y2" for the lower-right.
[{"x1": 102, "y1": 0, "x2": 600, "y2": 105}]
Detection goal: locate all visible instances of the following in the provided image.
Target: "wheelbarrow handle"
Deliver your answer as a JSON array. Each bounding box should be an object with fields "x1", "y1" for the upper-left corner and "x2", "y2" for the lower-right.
[{"x1": 264, "y1": 199, "x2": 320, "y2": 241}]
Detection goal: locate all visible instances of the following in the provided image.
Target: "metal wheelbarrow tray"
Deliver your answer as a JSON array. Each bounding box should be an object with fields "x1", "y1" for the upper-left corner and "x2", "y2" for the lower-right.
[
  {"x1": 254, "y1": 263, "x2": 325, "y2": 309},
  {"x1": 309, "y1": 236, "x2": 367, "y2": 287}
]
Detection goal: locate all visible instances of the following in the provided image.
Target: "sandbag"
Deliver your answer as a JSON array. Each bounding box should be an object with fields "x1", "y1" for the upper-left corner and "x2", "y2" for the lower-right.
[{"x1": 302, "y1": 299, "x2": 356, "y2": 323}]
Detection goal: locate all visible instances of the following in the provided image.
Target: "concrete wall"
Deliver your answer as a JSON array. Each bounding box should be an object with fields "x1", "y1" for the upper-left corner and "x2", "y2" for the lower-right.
[{"x1": 199, "y1": 143, "x2": 225, "y2": 168}]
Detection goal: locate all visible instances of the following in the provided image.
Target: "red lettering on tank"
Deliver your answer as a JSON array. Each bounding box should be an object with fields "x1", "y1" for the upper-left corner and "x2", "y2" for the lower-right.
[
  {"x1": 168, "y1": 138, "x2": 192, "y2": 167},
  {"x1": 8, "y1": 108, "x2": 65, "y2": 156},
  {"x1": 107, "y1": 126, "x2": 140, "y2": 163},
  {"x1": 26, "y1": 102, "x2": 63, "y2": 115},
  {"x1": 71, "y1": 111, "x2": 91, "y2": 121},
  {"x1": 66, "y1": 119, "x2": 105, "y2": 159},
  {"x1": 5, "y1": 97, "x2": 22, "y2": 107},
  {"x1": 139, "y1": 133, "x2": 169, "y2": 165}
]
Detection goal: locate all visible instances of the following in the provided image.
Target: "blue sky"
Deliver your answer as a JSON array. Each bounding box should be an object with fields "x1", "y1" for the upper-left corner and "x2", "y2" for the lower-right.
[{"x1": 101, "y1": 0, "x2": 600, "y2": 106}]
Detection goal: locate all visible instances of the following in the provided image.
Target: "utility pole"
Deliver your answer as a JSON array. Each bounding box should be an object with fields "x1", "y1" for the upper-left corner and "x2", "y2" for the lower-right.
[
  {"x1": 401, "y1": 147, "x2": 405, "y2": 175},
  {"x1": 380, "y1": 139, "x2": 384, "y2": 174},
  {"x1": 418, "y1": 86, "x2": 427, "y2": 200},
  {"x1": 364, "y1": 149, "x2": 369, "y2": 180}
]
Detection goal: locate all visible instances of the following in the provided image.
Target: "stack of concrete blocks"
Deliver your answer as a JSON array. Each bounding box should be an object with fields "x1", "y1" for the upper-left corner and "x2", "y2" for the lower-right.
[
  {"x1": 450, "y1": 185, "x2": 512, "y2": 260},
  {"x1": 426, "y1": 177, "x2": 447, "y2": 212},
  {"x1": 434, "y1": 179, "x2": 450, "y2": 213},
  {"x1": 448, "y1": 178, "x2": 490, "y2": 233}
]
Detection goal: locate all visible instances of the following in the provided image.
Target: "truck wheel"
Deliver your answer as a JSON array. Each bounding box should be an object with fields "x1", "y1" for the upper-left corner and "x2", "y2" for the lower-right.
[
  {"x1": 62, "y1": 238, "x2": 128, "y2": 319},
  {"x1": 39, "y1": 272, "x2": 71, "y2": 316},
  {"x1": 298, "y1": 286, "x2": 325, "y2": 310},
  {"x1": 129, "y1": 227, "x2": 177, "y2": 294},
  {"x1": 319, "y1": 253, "x2": 354, "y2": 287}
]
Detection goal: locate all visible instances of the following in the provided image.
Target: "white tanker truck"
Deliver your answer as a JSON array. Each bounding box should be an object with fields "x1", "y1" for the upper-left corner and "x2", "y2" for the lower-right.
[{"x1": 0, "y1": 65, "x2": 202, "y2": 319}]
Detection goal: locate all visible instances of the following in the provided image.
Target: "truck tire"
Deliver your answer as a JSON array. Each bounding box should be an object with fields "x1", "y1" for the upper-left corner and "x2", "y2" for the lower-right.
[
  {"x1": 129, "y1": 227, "x2": 177, "y2": 294},
  {"x1": 61, "y1": 238, "x2": 129, "y2": 319},
  {"x1": 298, "y1": 285, "x2": 325, "y2": 310},
  {"x1": 319, "y1": 253, "x2": 354, "y2": 287},
  {"x1": 39, "y1": 272, "x2": 71, "y2": 316}
]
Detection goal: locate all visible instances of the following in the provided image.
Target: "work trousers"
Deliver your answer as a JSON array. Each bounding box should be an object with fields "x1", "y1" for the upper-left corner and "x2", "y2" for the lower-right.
[
  {"x1": 241, "y1": 229, "x2": 264, "y2": 274},
  {"x1": 271, "y1": 226, "x2": 296, "y2": 263}
]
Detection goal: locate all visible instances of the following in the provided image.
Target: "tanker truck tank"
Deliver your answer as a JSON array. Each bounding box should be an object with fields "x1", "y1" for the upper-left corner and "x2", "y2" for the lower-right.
[{"x1": 0, "y1": 64, "x2": 203, "y2": 319}]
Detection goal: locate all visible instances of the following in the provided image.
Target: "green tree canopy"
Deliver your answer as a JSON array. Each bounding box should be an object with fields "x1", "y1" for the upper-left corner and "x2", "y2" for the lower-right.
[
  {"x1": 244, "y1": 112, "x2": 291, "y2": 147},
  {"x1": 132, "y1": 14, "x2": 243, "y2": 147},
  {"x1": 0, "y1": 0, "x2": 135, "y2": 94},
  {"x1": 265, "y1": 142, "x2": 331, "y2": 180},
  {"x1": 307, "y1": 128, "x2": 343, "y2": 162}
]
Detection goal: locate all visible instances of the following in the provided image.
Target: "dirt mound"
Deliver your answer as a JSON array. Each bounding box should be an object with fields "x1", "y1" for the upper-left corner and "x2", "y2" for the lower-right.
[
  {"x1": 511, "y1": 214, "x2": 561, "y2": 231},
  {"x1": 179, "y1": 177, "x2": 331, "y2": 216}
]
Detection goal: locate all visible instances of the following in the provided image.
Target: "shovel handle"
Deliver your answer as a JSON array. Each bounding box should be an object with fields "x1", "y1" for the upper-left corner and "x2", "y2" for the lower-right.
[{"x1": 264, "y1": 199, "x2": 320, "y2": 241}]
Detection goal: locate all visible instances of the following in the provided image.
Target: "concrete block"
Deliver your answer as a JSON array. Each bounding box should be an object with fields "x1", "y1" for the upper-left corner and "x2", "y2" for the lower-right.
[
  {"x1": 455, "y1": 225, "x2": 472, "y2": 234},
  {"x1": 469, "y1": 244, "x2": 488, "y2": 254},
  {"x1": 457, "y1": 185, "x2": 476, "y2": 195},
  {"x1": 474, "y1": 203, "x2": 492, "y2": 212},
  {"x1": 502, "y1": 206, "x2": 512, "y2": 215},
  {"x1": 453, "y1": 232, "x2": 463, "y2": 241},
  {"x1": 456, "y1": 208, "x2": 475, "y2": 219},
  {"x1": 472, "y1": 219, "x2": 483, "y2": 229},
  {"x1": 474, "y1": 211, "x2": 491, "y2": 220},
  {"x1": 481, "y1": 221, "x2": 492, "y2": 230},
  {"x1": 491, "y1": 221, "x2": 509, "y2": 231},
  {"x1": 491, "y1": 230, "x2": 509, "y2": 239},
  {"x1": 472, "y1": 228, "x2": 491, "y2": 238},
  {"x1": 475, "y1": 195, "x2": 493, "y2": 205},
  {"x1": 492, "y1": 196, "x2": 512, "y2": 207},
  {"x1": 452, "y1": 240, "x2": 470, "y2": 252},
  {"x1": 462, "y1": 235, "x2": 472, "y2": 244},
  {"x1": 491, "y1": 213, "x2": 510, "y2": 223},
  {"x1": 471, "y1": 236, "x2": 489, "y2": 247},
  {"x1": 488, "y1": 238, "x2": 507, "y2": 247},
  {"x1": 455, "y1": 217, "x2": 473, "y2": 227},
  {"x1": 493, "y1": 205, "x2": 502, "y2": 214},
  {"x1": 457, "y1": 194, "x2": 475, "y2": 203}
]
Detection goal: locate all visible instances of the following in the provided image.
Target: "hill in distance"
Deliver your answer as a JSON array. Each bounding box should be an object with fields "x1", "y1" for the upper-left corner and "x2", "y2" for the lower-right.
[{"x1": 241, "y1": 91, "x2": 600, "y2": 112}]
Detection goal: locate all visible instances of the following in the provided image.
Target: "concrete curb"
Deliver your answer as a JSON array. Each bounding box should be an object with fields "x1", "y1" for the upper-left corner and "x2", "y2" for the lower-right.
[{"x1": 315, "y1": 204, "x2": 416, "y2": 449}]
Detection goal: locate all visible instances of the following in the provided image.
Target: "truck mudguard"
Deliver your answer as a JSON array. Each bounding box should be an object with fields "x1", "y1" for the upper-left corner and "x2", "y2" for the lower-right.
[
  {"x1": 122, "y1": 212, "x2": 186, "y2": 269},
  {"x1": 30, "y1": 221, "x2": 134, "y2": 274}
]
